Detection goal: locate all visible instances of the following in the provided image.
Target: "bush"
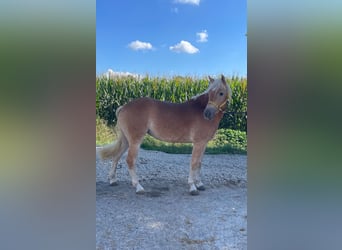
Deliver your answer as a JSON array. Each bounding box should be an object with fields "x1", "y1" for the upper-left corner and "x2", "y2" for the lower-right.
[
  {"x1": 210, "y1": 129, "x2": 247, "y2": 153},
  {"x1": 96, "y1": 75, "x2": 247, "y2": 131}
]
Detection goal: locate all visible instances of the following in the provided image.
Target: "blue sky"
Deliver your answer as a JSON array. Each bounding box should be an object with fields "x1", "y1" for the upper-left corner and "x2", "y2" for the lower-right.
[{"x1": 96, "y1": 0, "x2": 246, "y2": 77}]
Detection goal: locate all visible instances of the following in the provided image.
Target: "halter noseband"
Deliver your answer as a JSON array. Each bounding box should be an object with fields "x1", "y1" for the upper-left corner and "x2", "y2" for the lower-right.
[{"x1": 207, "y1": 97, "x2": 229, "y2": 113}]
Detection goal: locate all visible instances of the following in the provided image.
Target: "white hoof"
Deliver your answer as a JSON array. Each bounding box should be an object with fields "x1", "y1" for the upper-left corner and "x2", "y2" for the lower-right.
[
  {"x1": 135, "y1": 183, "x2": 145, "y2": 194},
  {"x1": 189, "y1": 183, "x2": 199, "y2": 195},
  {"x1": 196, "y1": 181, "x2": 205, "y2": 191},
  {"x1": 109, "y1": 178, "x2": 118, "y2": 186}
]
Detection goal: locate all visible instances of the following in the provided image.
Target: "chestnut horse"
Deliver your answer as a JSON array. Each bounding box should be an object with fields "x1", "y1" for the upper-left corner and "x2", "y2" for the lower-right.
[{"x1": 98, "y1": 75, "x2": 232, "y2": 195}]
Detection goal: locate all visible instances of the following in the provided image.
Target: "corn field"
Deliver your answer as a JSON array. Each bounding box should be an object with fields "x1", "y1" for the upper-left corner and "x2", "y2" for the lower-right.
[{"x1": 96, "y1": 75, "x2": 247, "y2": 131}]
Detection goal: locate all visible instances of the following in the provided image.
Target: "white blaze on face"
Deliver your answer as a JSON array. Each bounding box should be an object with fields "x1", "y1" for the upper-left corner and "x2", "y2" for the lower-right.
[{"x1": 212, "y1": 78, "x2": 232, "y2": 101}]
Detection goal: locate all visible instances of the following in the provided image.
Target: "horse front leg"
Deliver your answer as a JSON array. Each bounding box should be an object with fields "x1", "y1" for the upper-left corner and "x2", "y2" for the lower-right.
[
  {"x1": 195, "y1": 162, "x2": 205, "y2": 191},
  {"x1": 126, "y1": 143, "x2": 145, "y2": 194},
  {"x1": 188, "y1": 142, "x2": 207, "y2": 195}
]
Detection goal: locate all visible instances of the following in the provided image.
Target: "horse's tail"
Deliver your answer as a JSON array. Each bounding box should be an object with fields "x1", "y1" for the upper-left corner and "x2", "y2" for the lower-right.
[
  {"x1": 98, "y1": 105, "x2": 127, "y2": 160},
  {"x1": 98, "y1": 129, "x2": 127, "y2": 160}
]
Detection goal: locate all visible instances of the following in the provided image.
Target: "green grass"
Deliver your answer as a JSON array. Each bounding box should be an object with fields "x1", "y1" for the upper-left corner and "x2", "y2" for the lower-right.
[
  {"x1": 96, "y1": 118, "x2": 116, "y2": 146},
  {"x1": 96, "y1": 118, "x2": 247, "y2": 154}
]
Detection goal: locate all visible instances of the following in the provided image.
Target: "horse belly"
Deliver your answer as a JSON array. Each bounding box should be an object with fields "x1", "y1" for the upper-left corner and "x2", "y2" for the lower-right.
[{"x1": 148, "y1": 119, "x2": 193, "y2": 143}]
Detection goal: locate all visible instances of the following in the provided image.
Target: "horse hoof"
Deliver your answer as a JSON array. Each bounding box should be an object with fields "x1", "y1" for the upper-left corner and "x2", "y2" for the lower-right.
[
  {"x1": 197, "y1": 185, "x2": 205, "y2": 191},
  {"x1": 135, "y1": 183, "x2": 145, "y2": 194},
  {"x1": 109, "y1": 180, "x2": 118, "y2": 186},
  {"x1": 190, "y1": 189, "x2": 199, "y2": 196},
  {"x1": 136, "y1": 189, "x2": 145, "y2": 195}
]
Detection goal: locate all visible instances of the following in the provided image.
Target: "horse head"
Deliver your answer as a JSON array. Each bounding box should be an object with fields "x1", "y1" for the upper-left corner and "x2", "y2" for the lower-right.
[{"x1": 203, "y1": 75, "x2": 232, "y2": 121}]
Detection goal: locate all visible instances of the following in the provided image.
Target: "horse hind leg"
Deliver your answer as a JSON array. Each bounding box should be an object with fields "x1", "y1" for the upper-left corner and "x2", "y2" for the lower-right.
[
  {"x1": 98, "y1": 130, "x2": 129, "y2": 186},
  {"x1": 108, "y1": 133, "x2": 128, "y2": 186},
  {"x1": 188, "y1": 142, "x2": 207, "y2": 195},
  {"x1": 99, "y1": 130, "x2": 129, "y2": 186},
  {"x1": 126, "y1": 142, "x2": 145, "y2": 194}
]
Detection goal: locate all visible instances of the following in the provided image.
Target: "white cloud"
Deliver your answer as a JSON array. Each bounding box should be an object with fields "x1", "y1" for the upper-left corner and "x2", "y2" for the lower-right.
[
  {"x1": 174, "y1": 0, "x2": 200, "y2": 5},
  {"x1": 169, "y1": 40, "x2": 199, "y2": 54},
  {"x1": 128, "y1": 40, "x2": 153, "y2": 51},
  {"x1": 105, "y1": 69, "x2": 140, "y2": 79},
  {"x1": 196, "y1": 30, "x2": 208, "y2": 43}
]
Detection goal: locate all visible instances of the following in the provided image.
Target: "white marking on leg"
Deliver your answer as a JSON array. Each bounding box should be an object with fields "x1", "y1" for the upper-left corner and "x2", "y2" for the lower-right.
[
  {"x1": 190, "y1": 183, "x2": 197, "y2": 193},
  {"x1": 108, "y1": 166, "x2": 117, "y2": 185},
  {"x1": 188, "y1": 169, "x2": 195, "y2": 185},
  {"x1": 190, "y1": 166, "x2": 203, "y2": 187},
  {"x1": 188, "y1": 169, "x2": 199, "y2": 195},
  {"x1": 194, "y1": 166, "x2": 200, "y2": 182},
  {"x1": 136, "y1": 183, "x2": 145, "y2": 194},
  {"x1": 194, "y1": 165, "x2": 205, "y2": 190},
  {"x1": 127, "y1": 168, "x2": 144, "y2": 193},
  {"x1": 128, "y1": 168, "x2": 139, "y2": 186}
]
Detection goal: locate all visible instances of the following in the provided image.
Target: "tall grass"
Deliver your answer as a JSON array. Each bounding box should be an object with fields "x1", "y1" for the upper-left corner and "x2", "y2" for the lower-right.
[{"x1": 96, "y1": 75, "x2": 247, "y2": 131}]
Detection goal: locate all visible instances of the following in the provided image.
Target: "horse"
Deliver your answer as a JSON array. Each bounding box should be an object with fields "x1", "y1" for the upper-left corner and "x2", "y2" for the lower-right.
[{"x1": 98, "y1": 75, "x2": 232, "y2": 195}]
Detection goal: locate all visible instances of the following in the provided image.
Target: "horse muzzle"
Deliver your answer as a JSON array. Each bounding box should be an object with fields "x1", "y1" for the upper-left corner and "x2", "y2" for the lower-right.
[{"x1": 203, "y1": 107, "x2": 216, "y2": 120}]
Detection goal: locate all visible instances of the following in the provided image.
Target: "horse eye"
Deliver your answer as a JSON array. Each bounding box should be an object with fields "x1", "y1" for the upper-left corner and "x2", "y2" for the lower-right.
[{"x1": 219, "y1": 92, "x2": 224, "y2": 96}]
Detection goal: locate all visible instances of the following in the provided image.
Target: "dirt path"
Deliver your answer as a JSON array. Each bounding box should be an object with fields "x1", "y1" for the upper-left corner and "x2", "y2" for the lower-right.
[{"x1": 96, "y1": 148, "x2": 247, "y2": 250}]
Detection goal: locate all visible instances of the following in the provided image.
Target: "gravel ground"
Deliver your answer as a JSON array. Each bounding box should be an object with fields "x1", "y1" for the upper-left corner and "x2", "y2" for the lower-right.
[{"x1": 96, "y1": 148, "x2": 247, "y2": 250}]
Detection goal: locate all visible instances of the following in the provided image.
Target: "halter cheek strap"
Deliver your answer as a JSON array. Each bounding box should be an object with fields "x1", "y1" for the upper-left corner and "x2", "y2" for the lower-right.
[{"x1": 208, "y1": 98, "x2": 228, "y2": 113}]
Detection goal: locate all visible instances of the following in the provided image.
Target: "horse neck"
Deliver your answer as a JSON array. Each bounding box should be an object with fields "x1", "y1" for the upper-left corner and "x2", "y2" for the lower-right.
[{"x1": 188, "y1": 93, "x2": 208, "y2": 109}]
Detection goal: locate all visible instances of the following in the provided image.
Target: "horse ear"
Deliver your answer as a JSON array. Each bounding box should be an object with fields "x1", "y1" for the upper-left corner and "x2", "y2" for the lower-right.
[
  {"x1": 208, "y1": 76, "x2": 214, "y2": 84},
  {"x1": 221, "y1": 74, "x2": 226, "y2": 84}
]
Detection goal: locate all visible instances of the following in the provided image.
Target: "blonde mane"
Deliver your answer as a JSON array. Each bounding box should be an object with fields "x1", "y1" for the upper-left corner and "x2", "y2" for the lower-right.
[{"x1": 191, "y1": 77, "x2": 229, "y2": 100}]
